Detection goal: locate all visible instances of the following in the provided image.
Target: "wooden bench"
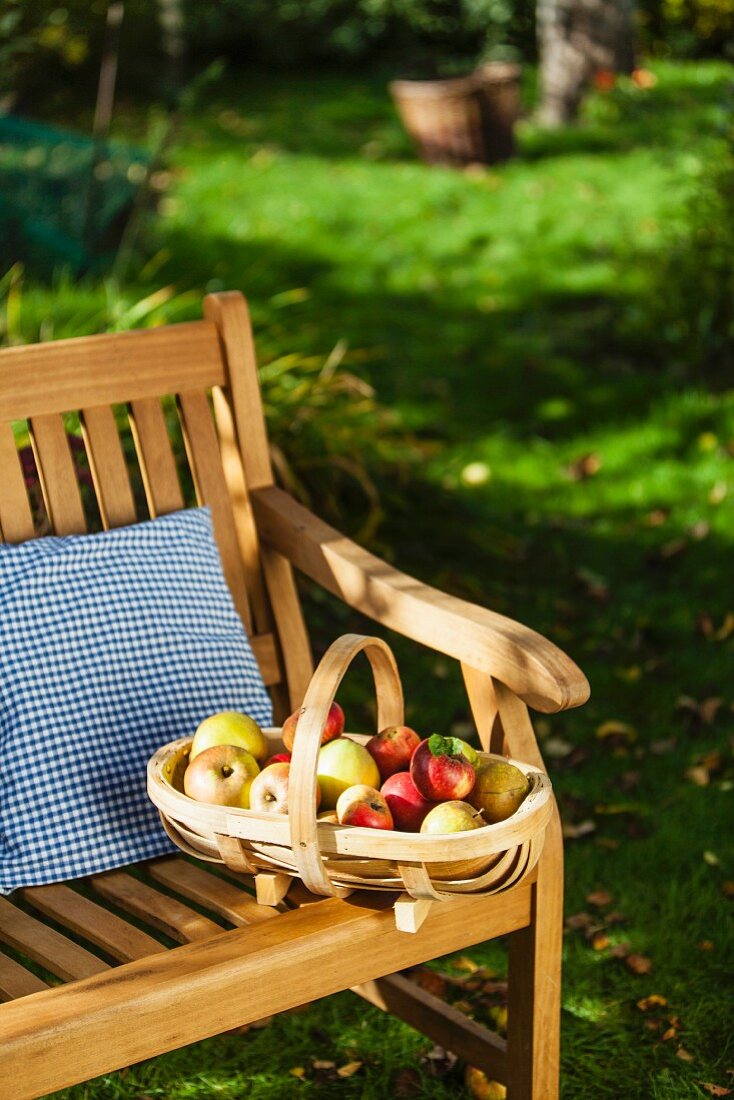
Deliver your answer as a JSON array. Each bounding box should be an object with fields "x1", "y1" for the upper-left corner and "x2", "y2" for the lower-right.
[{"x1": 0, "y1": 290, "x2": 589, "y2": 1099}]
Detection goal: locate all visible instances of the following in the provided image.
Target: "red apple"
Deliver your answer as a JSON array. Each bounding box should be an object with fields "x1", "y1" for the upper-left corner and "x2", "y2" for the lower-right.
[
  {"x1": 265, "y1": 751, "x2": 292, "y2": 767},
  {"x1": 249, "y1": 761, "x2": 320, "y2": 814},
  {"x1": 336, "y1": 784, "x2": 394, "y2": 830},
  {"x1": 365, "y1": 725, "x2": 421, "y2": 781},
  {"x1": 281, "y1": 700, "x2": 345, "y2": 752},
  {"x1": 410, "y1": 735, "x2": 476, "y2": 802},
  {"x1": 380, "y1": 771, "x2": 435, "y2": 832},
  {"x1": 184, "y1": 744, "x2": 259, "y2": 808}
]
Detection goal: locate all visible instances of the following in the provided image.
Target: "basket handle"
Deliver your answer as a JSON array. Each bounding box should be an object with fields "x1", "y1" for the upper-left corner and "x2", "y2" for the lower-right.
[{"x1": 288, "y1": 633, "x2": 404, "y2": 897}]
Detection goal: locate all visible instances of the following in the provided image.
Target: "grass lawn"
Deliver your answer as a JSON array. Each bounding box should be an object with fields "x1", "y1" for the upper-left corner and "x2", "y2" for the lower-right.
[{"x1": 3, "y1": 59, "x2": 734, "y2": 1099}]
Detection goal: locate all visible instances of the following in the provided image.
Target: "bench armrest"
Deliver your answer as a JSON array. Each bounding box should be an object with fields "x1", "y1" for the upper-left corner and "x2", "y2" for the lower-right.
[{"x1": 251, "y1": 486, "x2": 589, "y2": 714}]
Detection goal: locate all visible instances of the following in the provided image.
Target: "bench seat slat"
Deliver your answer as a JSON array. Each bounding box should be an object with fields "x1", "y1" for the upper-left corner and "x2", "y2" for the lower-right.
[
  {"x1": 146, "y1": 857, "x2": 278, "y2": 926},
  {"x1": 0, "y1": 897, "x2": 107, "y2": 982},
  {"x1": 21, "y1": 884, "x2": 165, "y2": 963},
  {"x1": 90, "y1": 871, "x2": 224, "y2": 943},
  {"x1": 0, "y1": 951, "x2": 49, "y2": 1002}
]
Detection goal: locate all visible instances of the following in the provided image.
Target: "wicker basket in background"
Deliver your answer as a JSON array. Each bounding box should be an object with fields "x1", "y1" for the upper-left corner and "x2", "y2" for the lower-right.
[{"x1": 390, "y1": 62, "x2": 521, "y2": 168}]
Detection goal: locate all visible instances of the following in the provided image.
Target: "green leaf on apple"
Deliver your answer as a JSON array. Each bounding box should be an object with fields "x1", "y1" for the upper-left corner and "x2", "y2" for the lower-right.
[{"x1": 428, "y1": 733, "x2": 470, "y2": 759}]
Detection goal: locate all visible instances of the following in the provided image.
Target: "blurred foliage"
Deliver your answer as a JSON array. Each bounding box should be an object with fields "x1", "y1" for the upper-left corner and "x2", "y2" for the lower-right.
[
  {"x1": 2, "y1": 0, "x2": 730, "y2": 113},
  {"x1": 622, "y1": 96, "x2": 734, "y2": 376},
  {"x1": 0, "y1": 1, "x2": 89, "y2": 99},
  {"x1": 0, "y1": 264, "x2": 418, "y2": 540}
]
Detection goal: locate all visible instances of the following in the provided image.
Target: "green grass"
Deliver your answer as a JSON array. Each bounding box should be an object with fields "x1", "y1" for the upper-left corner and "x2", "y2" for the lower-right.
[{"x1": 4, "y1": 59, "x2": 734, "y2": 1100}]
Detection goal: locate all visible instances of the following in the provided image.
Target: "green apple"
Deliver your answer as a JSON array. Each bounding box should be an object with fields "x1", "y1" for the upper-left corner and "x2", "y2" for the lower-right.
[
  {"x1": 190, "y1": 711, "x2": 268, "y2": 764},
  {"x1": 316, "y1": 737, "x2": 381, "y2": 809},
  {"x1": 420, "y1": 800, "x2": 484, "y2": 834}
]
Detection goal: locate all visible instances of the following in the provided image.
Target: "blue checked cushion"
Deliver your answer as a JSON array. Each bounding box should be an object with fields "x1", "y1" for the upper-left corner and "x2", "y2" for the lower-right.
[{"x1": 0, "y1": 507, "x2": 272, "y2": 893}]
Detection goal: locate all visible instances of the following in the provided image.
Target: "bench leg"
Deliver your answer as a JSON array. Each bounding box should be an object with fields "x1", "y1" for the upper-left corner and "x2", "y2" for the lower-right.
[{"x1": 506, "y1": 811, "x2": 563, "y2": 1100}]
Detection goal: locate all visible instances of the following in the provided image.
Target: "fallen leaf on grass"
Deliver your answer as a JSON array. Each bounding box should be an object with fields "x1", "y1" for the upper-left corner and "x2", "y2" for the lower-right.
[
  {"x1": 677, "y1": 696, "x2": 724, "y2": 726},
  {"x1": 465, "y1": 1066, "x2": 507, "y2": 1099},
  {"x1": 715, "y1": 613, "x2": 734, "y2": 641},
  {"x1": 610, "y1": 942, "x2": 631, "y2": 958},
  {"x1": 637, "y1": 994, "x2": 667, "y2": 1011},
  {"x1": 392, "y1": 1068, "x2": 423, "y2": 1097},
  {"x1": 575, "y1": 566, "x2": 610, "y2": 601},
  {"x1": 596, "y1": 720, "x2": 638, "y2": 744},
  {"x1": 289, "y1": 1067, "x2": 306, "y2": 1079},
  {"x1": 543, "y1": 736, "x2": 574, "y2": 759},
  {"x1": 336, "y1": 1062, "x2": 363, "y2": 1078},
  {"x1": 422, "y1": 1045, "x2": 457, "y2": 1077},
  {"x1": 591, "y1": 933, "x2": 610, "y2": 951},
  {"x1": 454, "y1": 955, "x2": 479, "y2": 973},
  {"x1": 659, "y1": 537, "x2": 688, "y2": 560},
  {"x1": 411, "y1": 969, "x2": 447, "y2": 998},
  {"x1": 626, "y1": 954, "x2": 653, "y2": 975},
  {"x1": 703, "y1": 851, "x2": 721, "y2": 867},
  {"x1": 686, "y1": 765, "x2": 711, "y2": 786},
  {"x1": 566, "y1": 453, "x2": 602, "y2": 481},
  {"x1": 566, "y1": 911, "x2": 595, "y2": 931},
  {"x1": 700, "y1": 1084, "x2": 732, "y2": 1097},
  {"x1": 662, "y1": 1026, "x2": 678, "y2": 1041},
  {"x1": 587, "y1": 889, "x2": 614, "y2": 908},
  {"x1": 312, "y1": 1060, "x2": 335, "y2": 1070},
  {"x1": 677, "y1": 1047, "x2": 695, "y2": 1062},
  {"x1": 563, "y1": 820, "x2": 597, "y2": 839},
  {"x1": 722, "y1": 881, "x2": 734, "y2": 898},
  {"x1": 698, "y1": 940, "x2": 715, "y2": 951}
]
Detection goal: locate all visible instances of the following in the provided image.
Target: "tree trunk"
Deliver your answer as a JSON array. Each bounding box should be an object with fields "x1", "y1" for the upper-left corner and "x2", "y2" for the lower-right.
[{"x1": 537, "y1": 0, "x2": 636, "y2": 126}]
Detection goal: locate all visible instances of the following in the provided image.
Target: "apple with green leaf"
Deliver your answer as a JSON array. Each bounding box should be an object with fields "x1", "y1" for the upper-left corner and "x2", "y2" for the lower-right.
[{"x1": 411, "y1": 735, "x2": 476, "y2": 801}]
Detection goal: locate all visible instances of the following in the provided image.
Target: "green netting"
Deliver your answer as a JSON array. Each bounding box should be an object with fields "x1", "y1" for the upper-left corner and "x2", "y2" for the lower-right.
[{"x1": 0, "y1": 114, "x2": 149, "y2": 276}]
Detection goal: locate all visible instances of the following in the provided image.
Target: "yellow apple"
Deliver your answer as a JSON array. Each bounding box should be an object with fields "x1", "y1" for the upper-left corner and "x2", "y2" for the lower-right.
[
  {"x1": 316, "y1": 737, "x2": 381, "y2": 809},
  {"x1": 183, "y1": 744, "x2": 260, "y2": 808},
  {"x1": 190, "y1": 711, "x2": 268, "y2": 764}
]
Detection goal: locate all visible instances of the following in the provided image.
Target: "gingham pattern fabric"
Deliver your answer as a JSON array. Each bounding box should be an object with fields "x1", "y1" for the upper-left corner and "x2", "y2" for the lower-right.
[{"x1": 0, "y1": 507, "x2": 272, "y2": 893}]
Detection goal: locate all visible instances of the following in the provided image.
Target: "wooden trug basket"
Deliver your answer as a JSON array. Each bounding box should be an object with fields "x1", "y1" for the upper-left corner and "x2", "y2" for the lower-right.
[{"x1": 148, "y1": 634, "x2": 553, "y2": 932}]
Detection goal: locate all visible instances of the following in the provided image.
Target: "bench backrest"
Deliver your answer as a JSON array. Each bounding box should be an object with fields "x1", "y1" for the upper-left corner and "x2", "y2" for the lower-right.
[{"x1": 0, "y1": 291, "x2": 312, "y2": 718}]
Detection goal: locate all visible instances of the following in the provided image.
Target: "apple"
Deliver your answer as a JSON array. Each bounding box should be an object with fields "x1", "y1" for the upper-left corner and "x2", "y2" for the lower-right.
[
  {"x1": 249, "y1": 761, "x2": 320, "y2": 814},
  {"x1": 454, "y1": 738, "x2": 479, "y2": 767},
  {"x1": 468, "y1": 760, "x2": 530, "y2": 823},
  {"x1": 190, "y1": 711, "x2": 268, "y2": 764},
  {"x1": 281, "y1": 700, "x2": 345, "y2": 752},
  {"x1": 420, "y1": 800, "x2": 485, "y2": 835},
  {"x1": 411, "y1": 735, "x2": 476, "y2": 802},
  {"x1": 183, "y1": 744, "x2": 260, "y2": 808},
  {"x1": 380, "y1": 771, "x2": 435, "y2": 832},
  {"x1": 365, "y1": 725, "x2": 421, "y2": 781},
  {"x1": 336, "y1": 784, "x2": 394, "y2": 830},
  {"x1": 316, "y1": 737, "x2": 381, "y2": 808},
  {"x1": 419, "y1": 799, "x2": 492, "y2": 881},
  {"x1": 266, "y1": 752, "x2": 292, "y2": 767}
]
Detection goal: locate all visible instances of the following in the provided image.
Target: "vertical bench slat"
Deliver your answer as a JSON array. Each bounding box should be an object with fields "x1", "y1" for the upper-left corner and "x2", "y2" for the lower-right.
[
  {"x1": 80, "y1": 405, "x2": 137, "y2": 529},
  {"x1": 28, "y1": 414, "x2": 87, "y2": 535},
  {"x1": 177, "y1": 391, "x2": 254, "y2": 633},
  {"x1": 0, "y1": 425, "x2": 34, "y2": 542},
  {"x1": 128, "y1": 398, "x2": 184, "y2": 517}
]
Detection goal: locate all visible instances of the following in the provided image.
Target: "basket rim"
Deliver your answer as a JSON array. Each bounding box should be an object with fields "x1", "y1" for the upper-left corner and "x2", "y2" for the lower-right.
[{"x1": 148, "y1": 729, "x2": 553, "y2": 863}]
